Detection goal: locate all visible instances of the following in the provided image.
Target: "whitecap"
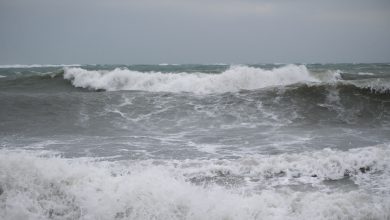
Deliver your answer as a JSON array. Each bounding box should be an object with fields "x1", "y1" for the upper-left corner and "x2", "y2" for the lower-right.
[{"x1": 63, "y1": 64, "x2": 319, "y2": 94}]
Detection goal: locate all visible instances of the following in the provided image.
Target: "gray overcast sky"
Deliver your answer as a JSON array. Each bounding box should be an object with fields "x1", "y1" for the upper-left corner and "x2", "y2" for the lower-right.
[{"x1": 0, "y1": 0, "x2": 389, "y2": 64}]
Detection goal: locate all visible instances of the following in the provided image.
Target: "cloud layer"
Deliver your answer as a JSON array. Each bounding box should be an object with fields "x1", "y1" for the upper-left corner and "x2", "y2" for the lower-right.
[{"x1": 0, "y1": 0, "x2": 389, "y2": 64}]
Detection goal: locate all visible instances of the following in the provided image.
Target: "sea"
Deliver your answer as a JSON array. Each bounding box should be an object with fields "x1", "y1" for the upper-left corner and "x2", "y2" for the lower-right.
[{"x1": 0, "y1": 63, "x2": 389, "y2": 219}]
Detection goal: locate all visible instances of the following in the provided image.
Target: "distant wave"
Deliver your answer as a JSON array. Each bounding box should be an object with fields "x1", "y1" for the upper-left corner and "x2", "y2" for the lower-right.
[
  {"x1": 64, "y1": 65, "x2": 319, "y2": 94},
  {"x1": 358, "y1": 72, "x2": 375, "y2": 76},
  {"x1": 0, "y1": 64, "x2": 82, "y2": 68},
  {"x1": 158, "y1": 63, "x2": 180, "y2": 66}
]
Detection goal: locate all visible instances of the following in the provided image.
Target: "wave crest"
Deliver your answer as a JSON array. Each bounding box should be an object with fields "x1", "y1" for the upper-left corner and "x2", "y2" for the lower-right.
[{"x1": 63, "y1": 65, "x2": 318, "y2": 94}]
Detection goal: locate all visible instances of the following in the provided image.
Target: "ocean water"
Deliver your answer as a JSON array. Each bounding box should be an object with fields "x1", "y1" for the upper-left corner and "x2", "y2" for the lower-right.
[{"x1": 0, "y1": 63, "x2": 389, "y2": 219}]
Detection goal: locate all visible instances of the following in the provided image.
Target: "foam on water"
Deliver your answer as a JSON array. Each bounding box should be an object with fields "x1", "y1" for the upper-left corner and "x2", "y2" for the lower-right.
[
  {"x1": 1, "y1": 145, "x2": 389, "y2": 220},
  {"x1": 63, "y1": 64, "x2": 390, "y2": 94},
  {"x1": 158, "y1": 63, "x2": 180, "y2": 66},
  {"x1": 358, "y1": 72, "x2": 375, "y2": 76},
  {"x1": 349, "y1": 78, "x2": 390, "y2": 93},
  {"x1": 63, "y1": 65, "x2": 319, "y2": 94}
]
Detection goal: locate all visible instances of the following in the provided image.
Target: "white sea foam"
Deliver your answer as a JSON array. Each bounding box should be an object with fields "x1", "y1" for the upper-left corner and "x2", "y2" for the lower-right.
[
  {"x1": 0, "y1": 146, "x2": 389, "y2": 220},
  {"x1": 0, "y1": 75, "x2": 6, "y2": 78},
  {"x1": 0, "y1": 64, "x2": 81, "y2": 68},
  {"x1": 358, "y1": 72, "x2": 375, "y2": 76},
  {"x1": 177, "y1": 144, "x2": 390, "y2": 186},
  {"x1": 63, "y1": 65, "x2": 319, "y2": 94},
  {"x1": 158, "y1": 63, "x2": 180, "y2": 66},
  {"x1": 349, "y1": 78, "x2": 390, "y2": 93}
]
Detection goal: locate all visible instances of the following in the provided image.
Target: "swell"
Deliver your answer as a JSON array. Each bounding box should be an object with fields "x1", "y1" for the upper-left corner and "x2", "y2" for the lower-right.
[
  {"x1": 1, "y1": 65, "x2": 390, "y2": 95},
  {"x1": 1, "y1": 79, "x2": 389, "y2": 136},
  {"x1": 0, "y1": 70, "x2": 82, "y2": 93}
]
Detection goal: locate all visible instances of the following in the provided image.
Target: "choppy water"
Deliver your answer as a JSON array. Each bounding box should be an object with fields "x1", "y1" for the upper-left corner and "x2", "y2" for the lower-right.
[{"x1": 0, "y1": 63, "x2": 390, "y2": 219}]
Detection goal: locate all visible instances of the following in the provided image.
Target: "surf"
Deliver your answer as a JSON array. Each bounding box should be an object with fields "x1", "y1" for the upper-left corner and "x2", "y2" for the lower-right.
[
  {"x1": 63, "y1": 65, "x2": 319, "y2": 94},
  {"x1": 1, "y1": 145, "x2": 389, "y2": 220}
]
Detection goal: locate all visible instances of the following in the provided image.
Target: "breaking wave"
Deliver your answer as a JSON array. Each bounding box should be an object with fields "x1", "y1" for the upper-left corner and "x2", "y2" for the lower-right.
[
  {"x1": 0, "y1": 146, "x2": 389, "y2": 220},
  {"x1": 63, "y1": 65, "x2": 319, "y2": 94}
]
